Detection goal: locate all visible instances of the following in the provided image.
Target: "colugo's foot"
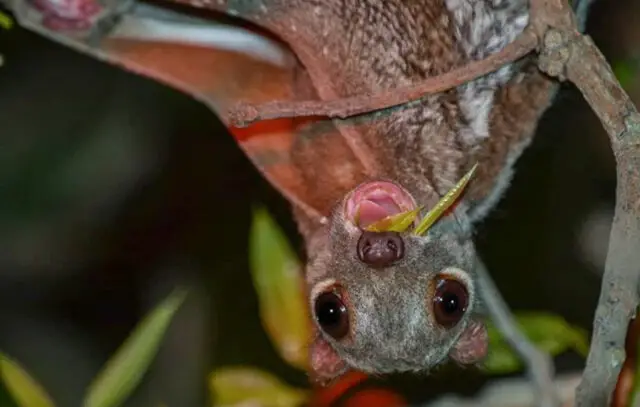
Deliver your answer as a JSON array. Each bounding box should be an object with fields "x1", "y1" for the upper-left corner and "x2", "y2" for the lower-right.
[
  {"x1": 12, "y1": 0, "x2": 128, "y2": 42},
  {"x1": 30, "y1": 0, "x2": 102, "y2": 32}
]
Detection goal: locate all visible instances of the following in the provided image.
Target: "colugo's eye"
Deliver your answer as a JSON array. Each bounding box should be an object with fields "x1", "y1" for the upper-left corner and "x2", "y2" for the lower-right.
[
  {"x1": 314, "y1": 289, "x2": 350, "y2": 340},
  {"x1": 432, "y1": 277, "x2": 469, "y2": 328}
]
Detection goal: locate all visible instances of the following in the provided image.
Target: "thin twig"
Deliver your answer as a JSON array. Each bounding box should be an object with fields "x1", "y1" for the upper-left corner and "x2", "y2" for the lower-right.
[
  {"x1": 226, "y1": 0, "x2": 598, "y2": 129},
  {"x1": 572, "y1": 0, "x2": 595, "y2": 32},
  {"x1": 226, "y1": 0, "x2": 590, "y2": 129},
  {"x1": 475, "y1": 258, "x2": 559, "y2": 407},
  {"x1": 227, "y1": 28, "x2": 539, "y2": 127}
]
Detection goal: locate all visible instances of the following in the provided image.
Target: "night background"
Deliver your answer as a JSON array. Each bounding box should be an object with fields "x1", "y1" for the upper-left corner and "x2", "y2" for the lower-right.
[{"x1": 0, "y1": 0, "x2": 638, "y2": 405}]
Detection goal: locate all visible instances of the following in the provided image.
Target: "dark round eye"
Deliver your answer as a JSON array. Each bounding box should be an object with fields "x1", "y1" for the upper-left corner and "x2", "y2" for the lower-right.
[
  {"x1": 314, "y1": 290, "x2": 350, "y2": 340},
  {"x1": 432, "y1": 277, "x2": 469, "y2": 328}
]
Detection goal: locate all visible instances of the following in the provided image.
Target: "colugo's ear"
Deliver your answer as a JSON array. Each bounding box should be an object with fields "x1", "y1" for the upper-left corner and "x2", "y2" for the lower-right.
[
  {"x1": 309, "y1": 335, "x2": 350, "y2": 385},
  {"x1": 448, "y1": 320, "x2": 489, "y2": 365}
]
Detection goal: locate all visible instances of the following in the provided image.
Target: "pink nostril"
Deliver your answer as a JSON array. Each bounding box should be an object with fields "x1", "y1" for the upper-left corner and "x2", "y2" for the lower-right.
[{"x1": 356, "y1": 231, "x2": 405, "y2": 268}]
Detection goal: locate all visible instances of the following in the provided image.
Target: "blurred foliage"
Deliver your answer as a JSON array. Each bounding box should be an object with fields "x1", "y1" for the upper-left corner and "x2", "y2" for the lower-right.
[
  {"x1": 0, "y1": 289, "x2": 186, "y2": 407},
  {"x1": 209, "y1": 367, "x2": 307, "y2": 407},
  {"x1": 614, "y1": 58, "x2": 639, "y2": 89},
  {"x1": 0, "y1": 352, "x2": 55, "y2": 407},
  {"x1": 0, "y1": 11, "x2": 12, "y2": 30},
  {"x1": 83, "y1": 288, "x2": 187, "y2": 407},
  {"x1": 249, "y1": 207, "x2": 311, "y2": 372},
  {"x1": 483, "y1": 312, "x2": 589, "y2": 375}
]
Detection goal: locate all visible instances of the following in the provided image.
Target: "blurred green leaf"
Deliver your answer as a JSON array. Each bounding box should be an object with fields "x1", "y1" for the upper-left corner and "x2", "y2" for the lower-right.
[
  {"x1": 249, "y1": 207, "x2": 311, "y2": 371},
  {"x1": 82, "y1": 288, "x2": 187, "y2": 407},
  {"x1": 0, "y1": 12, "x2": 12, "y2": 30},
  {"x1": 209, "y1": 366, "x2": 308, "y2": 407},
  {"x1": 613, "y1": 59, "x2": 638, "y2": 89},
  {"x1": 482, "y1": 312, "x2": 589, "y2": 375},
  {"x1": 0, "y1": 381, "x2": 18, "y2": 407},
  {"x1": 0, "y1": 352, "x2": 56, "y2": 407}
]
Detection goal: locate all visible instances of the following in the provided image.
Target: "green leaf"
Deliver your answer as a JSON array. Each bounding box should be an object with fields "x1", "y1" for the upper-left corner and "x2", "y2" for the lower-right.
[
  {"x1": 481, "y1": 312, "x2": 589, "y2": 375},
  {"x1": 82, "y1": 288, "x2": 188, "y2": 407},
  {"x1": 0, "y1": 12, "x2": 12, "y2": 30},
  {"x1": 0, "y1": 352, "x2": 56, "y2": 407},
  {"x1": 249, "y1": 207, "x2": 310, "y2": 371},
  {"x1": 365, "y1": 206, "x2": 423, "y2": 233},
  {"x1": 414, "y1": 163, "x2": 478, "y2": 236},
  {"x1": 209, "y1": 366, "x2": 308, "y2": 407}
]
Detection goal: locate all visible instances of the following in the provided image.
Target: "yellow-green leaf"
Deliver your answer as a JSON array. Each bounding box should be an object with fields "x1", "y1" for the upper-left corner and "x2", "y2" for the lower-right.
[
  {"x1": 82, "y1": 288, "x2": 187, "y2": 407},
  {"x1": 0, "y1": 352, "x2": 56, "y2": 407},
  {"x1": 414, "y1": 163, "x2": 478, "y2": 236},
  {"x1": 209, "y1": 366, "x2": 308, "y2": 407},
  {"x1": 365, "y1": 206, "x2": 423, "y2": 233},
  {"x1": 0, "y1": 12, "x2": 12, "y2": 30},
  {"x1": 249, "y1": 207, "x2": 310, "y2": 371},
  {"x1": 482, "y1": 312, "x2": 589, "y2": 375}
]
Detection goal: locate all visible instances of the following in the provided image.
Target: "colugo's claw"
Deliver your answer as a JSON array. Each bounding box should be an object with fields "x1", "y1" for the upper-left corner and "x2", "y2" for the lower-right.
[
  {"x1": 414, "y1": 163, "x2": 478, "y2": 236},
  {"x1": 364, "y1": 206, "x2": 423, "y2": 233}
]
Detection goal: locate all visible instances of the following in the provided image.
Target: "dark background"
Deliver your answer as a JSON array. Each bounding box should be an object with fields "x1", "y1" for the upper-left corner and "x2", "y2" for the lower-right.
[{"x1": 0, "y1": 0, "x2": 638, "y2": 405}]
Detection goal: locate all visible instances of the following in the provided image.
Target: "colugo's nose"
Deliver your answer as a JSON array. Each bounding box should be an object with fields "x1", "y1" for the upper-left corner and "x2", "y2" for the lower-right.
[{"x1": 356, "y1": 231, "x2": 405, "y2": 268}]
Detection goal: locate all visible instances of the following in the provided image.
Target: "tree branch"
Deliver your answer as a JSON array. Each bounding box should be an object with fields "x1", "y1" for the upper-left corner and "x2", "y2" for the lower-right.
[
  {"x1": 225, "y1": 0, "x2": 588, "y2": 129},
  {"x1": 531, "y1": 3, "x2": 640, "y2": 407},
  {"x1": 226, "y1": 28, "x2": 538, "y2": 127}
]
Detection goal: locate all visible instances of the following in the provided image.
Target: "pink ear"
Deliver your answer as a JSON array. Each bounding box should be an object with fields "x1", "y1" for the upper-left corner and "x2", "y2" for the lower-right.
[
  {"x1": 309, "y1": 335, "x2": 350, "y2": 385},
  {"x1": 448, "y1": 320, "x2": 489, "y2": 365}
]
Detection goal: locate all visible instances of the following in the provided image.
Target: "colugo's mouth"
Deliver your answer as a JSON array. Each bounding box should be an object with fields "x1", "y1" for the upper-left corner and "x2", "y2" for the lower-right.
[
  {"x1": 345, "y1": 164, "x2": 479, "y2": 234},
  {"x1": 345, "y1": 181, "x2": 417, "y2": 229}
]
